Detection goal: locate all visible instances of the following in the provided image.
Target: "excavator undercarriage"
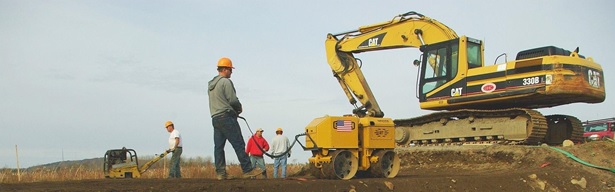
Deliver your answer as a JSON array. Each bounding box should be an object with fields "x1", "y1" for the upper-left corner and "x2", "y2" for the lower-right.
[{"x1": 394, "y1": 109, "x2": 584, "y2": 147}]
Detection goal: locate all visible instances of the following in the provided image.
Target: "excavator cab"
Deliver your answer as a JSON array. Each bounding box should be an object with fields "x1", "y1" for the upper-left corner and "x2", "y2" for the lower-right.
[
  {"x1": 415, "y1": 35, "x2": 604, "y2": 112},
  {"x1": 404, "y1": 33, "x2": 605, "y2": 145},
  {"x1": 417, "y1": 37, "x2": 483, "y2": 104}
]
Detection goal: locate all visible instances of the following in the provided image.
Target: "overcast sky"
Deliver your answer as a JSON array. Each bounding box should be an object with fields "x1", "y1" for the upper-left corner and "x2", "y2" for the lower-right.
[{"x1": 1, "y1": 1, "x2": 613, "y2": 168}]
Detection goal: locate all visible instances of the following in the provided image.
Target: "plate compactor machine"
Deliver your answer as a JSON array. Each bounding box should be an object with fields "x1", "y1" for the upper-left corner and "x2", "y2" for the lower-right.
[{"x1": 103, "y1": 147, "x2": 169, "y2": 178}]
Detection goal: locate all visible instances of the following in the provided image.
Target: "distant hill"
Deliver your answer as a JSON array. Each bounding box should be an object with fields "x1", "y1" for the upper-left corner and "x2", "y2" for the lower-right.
[
  {"x1": 26, "y1": 157, "x2": 104, "y2": 171},
  {"x1": 22, "y1": 152, "x2": 166, "y2": 171},
  {"x1": 1, "y1": 153, "x2": 189, "y2": 172}
]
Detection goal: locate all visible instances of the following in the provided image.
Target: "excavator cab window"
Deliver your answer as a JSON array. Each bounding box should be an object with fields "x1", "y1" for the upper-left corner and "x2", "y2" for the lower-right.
[
  {"x1": 467, "y1": 41, "x2": 482, "y2": 68},
  {"x1": 419, "y1": 39, "x2": 459, "y2": 95}
]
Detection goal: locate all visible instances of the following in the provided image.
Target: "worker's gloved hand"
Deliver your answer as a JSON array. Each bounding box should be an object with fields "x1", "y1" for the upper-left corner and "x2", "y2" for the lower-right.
[
  {"x1": 166, "y1": 149, "x2": 174, "y2": 153},
  {"x1": 288, "y1": 153, "x2": 291, "y2": 158}
]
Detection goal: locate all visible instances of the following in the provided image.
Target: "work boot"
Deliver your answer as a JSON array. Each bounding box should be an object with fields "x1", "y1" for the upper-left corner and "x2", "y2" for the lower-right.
[
  {"x1": 217, "y1": 174, "x2": 236, "y2": 180},
  {"x1": 242, "y1": 168, "x2": 263, "y2": 178}
]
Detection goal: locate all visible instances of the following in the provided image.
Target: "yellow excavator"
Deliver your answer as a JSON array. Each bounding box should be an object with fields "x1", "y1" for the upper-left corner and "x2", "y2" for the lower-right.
[
  {"x1": 103, "y1": 148, "x2": 169, "y2": 178},
  {"x1": 304, "y1": 11, "x2": 605, "y2": 180}
]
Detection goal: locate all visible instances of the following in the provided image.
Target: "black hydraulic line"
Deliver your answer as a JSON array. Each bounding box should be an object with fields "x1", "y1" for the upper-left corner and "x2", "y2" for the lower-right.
[{"x1": 238, "y1": 116, "x2": 312, "y2": 158}]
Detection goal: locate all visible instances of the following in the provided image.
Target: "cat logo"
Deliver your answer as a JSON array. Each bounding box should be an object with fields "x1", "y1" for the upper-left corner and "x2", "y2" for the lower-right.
[
  {"x1": 451, "y1": 87, "x2": 463, "y2": 97},
  {"x1": 588, "y1": 69, "x2": 601, "y2": 88},
  {"x1": 357, "y1": 33, "x2": 386, "y2": 49},
  {"x1": 368, "y1": 38, "x2": 379, "y2": 47}
]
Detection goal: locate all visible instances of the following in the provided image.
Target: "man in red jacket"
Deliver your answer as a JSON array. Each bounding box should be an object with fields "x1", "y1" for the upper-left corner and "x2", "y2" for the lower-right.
[{"x1": 246, "y1": 128, "x2": 270, "y2": 178}]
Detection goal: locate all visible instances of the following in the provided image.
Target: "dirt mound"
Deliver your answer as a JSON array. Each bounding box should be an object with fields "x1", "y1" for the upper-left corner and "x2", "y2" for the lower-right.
[
  {"x1": 399, "y1": 141, "x2": 614, "y2": 169},
  {"x1": 396, "y1": 141, "x2": 615, "y2": 191},
  {"x1": 565, "y1": 141, "x2": 615, "y2": 168},
  {"x1": 399, "y1": 145, "x2": 562, "y2": 171}
]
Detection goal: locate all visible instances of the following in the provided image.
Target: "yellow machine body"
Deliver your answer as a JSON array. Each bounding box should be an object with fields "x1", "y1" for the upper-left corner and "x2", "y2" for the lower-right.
[
  {"x1": 305, "y1": 115, "x2": 399, "y2": 179},
  {"x1": 304, "y1": 11, "x2": 604, "y2": 179},
  {"x1": 103, "y1": 148, "x2": 168, "y2": 179},
  {"x1": 107, "y1": 161, "x2": 141, "y2": 179}
]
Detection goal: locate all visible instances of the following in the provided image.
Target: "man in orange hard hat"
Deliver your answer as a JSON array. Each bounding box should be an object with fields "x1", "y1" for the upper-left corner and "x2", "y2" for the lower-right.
[
  {"x1": 164, "y1": 121, "x2": 182, "y2": 178},
  {"x1": 270, "y1": 127, "x2": 291, "y2": 178},
  {"x1": 208, "y1": 57, "x2": 262, "y2": 180}
]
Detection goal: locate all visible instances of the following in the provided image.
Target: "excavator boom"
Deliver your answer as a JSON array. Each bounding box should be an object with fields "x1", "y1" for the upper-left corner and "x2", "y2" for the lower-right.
[
  {"x1": 332, "y1": 11, "x2": 458, "y2": 53},
  {"x1": 326, "y1": 11, "x2": 458, "y2": 117}
]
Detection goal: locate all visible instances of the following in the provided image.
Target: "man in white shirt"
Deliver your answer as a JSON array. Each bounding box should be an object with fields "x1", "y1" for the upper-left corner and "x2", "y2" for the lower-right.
[
  {"x1": 165, "y1": 121, "x2": 182, "y2": 178},
  {"x1": 270, "y1": 128, "x2": 291, "y2": 178}
]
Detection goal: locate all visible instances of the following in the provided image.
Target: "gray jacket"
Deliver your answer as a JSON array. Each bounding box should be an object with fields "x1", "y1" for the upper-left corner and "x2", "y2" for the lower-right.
[{"x1": 208, "y1": 75, "x2": 242, "y2": 117}]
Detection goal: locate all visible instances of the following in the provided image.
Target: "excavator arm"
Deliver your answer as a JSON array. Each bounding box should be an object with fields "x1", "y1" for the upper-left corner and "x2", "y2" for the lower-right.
[{"x1": 326, "y1": 11, "x2": 458, "y2": 117}]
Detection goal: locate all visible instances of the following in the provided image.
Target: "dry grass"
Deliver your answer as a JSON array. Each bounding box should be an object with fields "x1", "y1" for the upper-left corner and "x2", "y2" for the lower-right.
[
  {"x1": 0, "y1": 165, "x2": 102, "y2": 183},
  {"x1": 0, "y1": 156, "x2": 306, "y2": 183}
]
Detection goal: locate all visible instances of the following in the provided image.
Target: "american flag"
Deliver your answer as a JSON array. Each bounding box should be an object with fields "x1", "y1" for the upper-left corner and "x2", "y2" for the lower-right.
[{"x1": 336, "y1": 120, "x2": 352, "y2": 132}]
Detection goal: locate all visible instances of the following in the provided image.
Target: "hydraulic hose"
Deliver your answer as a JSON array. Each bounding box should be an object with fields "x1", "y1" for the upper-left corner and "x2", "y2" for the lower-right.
[
  {"x1": 238, "y1": 116, "x2": 308, "y2": 158},
  {"x1": 549, "y1": 146, "x2": 615, "y2": 173}
]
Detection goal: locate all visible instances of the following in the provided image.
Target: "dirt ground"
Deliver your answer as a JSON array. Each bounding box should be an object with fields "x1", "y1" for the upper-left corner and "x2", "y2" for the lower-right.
[{"x1": 2, "y1": 141, "x2": 614, "y2": 192}]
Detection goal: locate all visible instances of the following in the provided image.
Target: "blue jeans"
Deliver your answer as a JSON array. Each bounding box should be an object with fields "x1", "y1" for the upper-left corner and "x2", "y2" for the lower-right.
[
  {"x1": 273, "y1": 155, "x2": 287, "y2": 178},
  {"x1": 212, "y1": 114, "x2": 253, "y2": 176},
  {"x1": 168, "y1": 147, "x2": 182, "y2": 178},
  {"x1": 250, "y1": 155, "x2": 267, "y2": 177}
]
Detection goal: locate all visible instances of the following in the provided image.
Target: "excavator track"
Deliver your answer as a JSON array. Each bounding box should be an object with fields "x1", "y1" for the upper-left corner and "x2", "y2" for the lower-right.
[
  {"x1": 394, "y1": 108, "x2": 549, "y2": 146},
  {"x1": 544, "y1": 115, "x2": 584, "y2": 145},
  {"x1": 568, "y1": 116, "x2": 585, "y2": 142}
]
